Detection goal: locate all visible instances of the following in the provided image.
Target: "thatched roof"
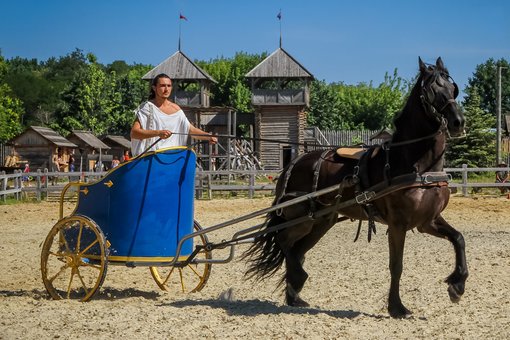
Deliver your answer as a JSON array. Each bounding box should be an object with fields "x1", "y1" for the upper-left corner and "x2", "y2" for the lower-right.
[
  {"x1": 142, "y1": 50, "x2": 216, "y2": 82},
  {"x1": 245, "y1": 48, "x2": 313, "y2": 79},
  {"x1": 67, "y1": 130, "x2": 110, "y2": 150},
  {"x1": 21, "y1": 126, "x2": 77, "y2": 148},
  {"x1": 102, "y1": 135, "x2": 131, "y2": 149}
]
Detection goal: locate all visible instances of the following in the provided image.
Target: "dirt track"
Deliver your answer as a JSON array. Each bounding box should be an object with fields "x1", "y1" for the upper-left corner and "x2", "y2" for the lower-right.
[{"x1": 0, "y1": 196, "x2": 509, "y2": 339}]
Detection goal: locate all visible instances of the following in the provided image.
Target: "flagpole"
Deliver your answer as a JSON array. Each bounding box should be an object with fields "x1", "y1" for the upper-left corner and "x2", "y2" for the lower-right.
[
  {"x1": 279, "y1": 9, "x2": 282, "y2": 48},
  {"x1": 178, "y1": 14, "x2": 182, "y2": 51}
]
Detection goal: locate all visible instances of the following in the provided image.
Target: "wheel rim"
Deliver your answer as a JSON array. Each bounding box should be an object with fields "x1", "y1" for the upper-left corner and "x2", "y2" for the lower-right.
[
  {"x1": 41, "y1": 215, "x2": 108, "y2": 301},
  {"x1": 150, "y1": 220, "x2": 212, "y2": 293}
]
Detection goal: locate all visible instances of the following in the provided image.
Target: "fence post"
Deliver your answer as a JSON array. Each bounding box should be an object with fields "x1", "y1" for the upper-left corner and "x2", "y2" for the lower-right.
[
  {"x1": 36, "y1": 169, "x2": 42, "y2": 201},
  {"x1": 249, "y1": 173, "x2": 254, "y2": 199},
  {"x1": 1, "y1": 170, "x2": 6, "y2": 203},
  {"x1": 207, "y1": 173, "x2": 212, "y2": 199},
  {"x1": 462, "y1": 164, "x2": 468, "y2": 197},
  {"x1": 15, "y1": 170, "x2": 21, "y2": 201}
]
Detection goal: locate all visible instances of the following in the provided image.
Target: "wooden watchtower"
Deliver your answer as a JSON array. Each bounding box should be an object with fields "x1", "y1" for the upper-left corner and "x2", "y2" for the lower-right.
[
  {"x1": 245, "y1": 48, "x2": 314, "y2": 170},
  {"x1": 142, "y1": 50, "x2": 216, "y2": 108}
]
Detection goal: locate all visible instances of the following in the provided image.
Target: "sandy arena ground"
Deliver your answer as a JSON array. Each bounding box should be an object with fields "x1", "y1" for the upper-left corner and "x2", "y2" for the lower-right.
[{"x1": 0, "y1": 195, "x2": 509, "y2": 339}]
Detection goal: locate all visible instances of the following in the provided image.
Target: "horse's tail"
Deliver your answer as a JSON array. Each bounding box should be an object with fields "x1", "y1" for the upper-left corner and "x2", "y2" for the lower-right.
[{"x1": 243, "y1": 211, "x2": 286, "y2": 282}]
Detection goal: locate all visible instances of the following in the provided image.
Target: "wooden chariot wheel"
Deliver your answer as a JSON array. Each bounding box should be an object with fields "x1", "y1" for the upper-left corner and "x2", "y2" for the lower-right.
[
  {"x1": 40, "y1": 215, "x2": 108, "y2": 302},
  {"x1": 150, "y1": 220, "x2": 212, "y2": 293}
]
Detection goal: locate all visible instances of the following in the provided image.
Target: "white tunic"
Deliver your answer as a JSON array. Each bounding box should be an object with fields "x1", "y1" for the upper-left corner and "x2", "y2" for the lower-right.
[{"x1": 131, "y1": 101, "x2": 191, "y2": 156}]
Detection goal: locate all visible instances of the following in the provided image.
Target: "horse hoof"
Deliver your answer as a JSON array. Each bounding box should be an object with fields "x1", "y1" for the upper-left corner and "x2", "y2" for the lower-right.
[
  {"x1": 388, "y1": 305, "x2": 413, "y2": 319},
  {"x1": 287, "y1": 296, "x2": 310, "y2": 307},
  {"x1": 448, "y1": 284, "x2": 462, "y2": 303}
]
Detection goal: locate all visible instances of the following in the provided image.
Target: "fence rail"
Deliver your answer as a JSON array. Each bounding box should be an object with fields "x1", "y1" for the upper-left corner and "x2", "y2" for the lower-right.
[{"x1": 1, "y1": 166, "x2": 510, "y2": 202}]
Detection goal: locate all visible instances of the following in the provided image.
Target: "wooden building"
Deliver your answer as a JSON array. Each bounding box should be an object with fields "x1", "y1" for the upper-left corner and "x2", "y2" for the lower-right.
[
  {"x1": 7, "y1": 126, "x2": 77, "y2": 171},
  {"x1": 101, "y1": 135, "x2": 131, "y2": 163},
  {"x1": 66, "y1": 131, "x2": 111, "y2": 171},
  {"x1": 245, "y1": 48, "x2": 314, "y2": 170}
]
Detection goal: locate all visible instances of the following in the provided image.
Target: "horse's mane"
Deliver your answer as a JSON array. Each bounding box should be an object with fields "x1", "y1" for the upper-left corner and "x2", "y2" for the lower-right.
[{"x1": 391, "y1": 73, "x2": 424, "y2": 136}]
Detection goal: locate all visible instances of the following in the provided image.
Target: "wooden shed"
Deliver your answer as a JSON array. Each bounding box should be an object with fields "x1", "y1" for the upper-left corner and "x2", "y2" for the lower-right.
[
  {"x1": 66, "y1": 131, "x2": 111, "y2": 171},
  {"x1": 7, "y1": 126, "x2": 77, "y2": 171},
  {"x1": 245, "y1": 47, "x2": 314, "y2": 170},
  {"x1": 101, "y1": 135, "x2": 131, "y2": 164}
]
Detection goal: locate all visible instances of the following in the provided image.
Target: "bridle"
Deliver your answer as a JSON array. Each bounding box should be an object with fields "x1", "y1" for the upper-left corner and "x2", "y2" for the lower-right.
[{"x1": 419, "y1": 71, "x2": 459, "y2": 125}]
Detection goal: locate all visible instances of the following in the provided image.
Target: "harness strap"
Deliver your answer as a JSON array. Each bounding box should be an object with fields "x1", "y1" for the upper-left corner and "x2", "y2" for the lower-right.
[
  {"x1": 312, "y1": 150, "x2": 331, "y2": 192},
  {"x1": 350, "y1": 171, "x2": 450, "y2": 242},
  {"x1": 275, "y1": 153, "x2": 307, "y2": 216}
]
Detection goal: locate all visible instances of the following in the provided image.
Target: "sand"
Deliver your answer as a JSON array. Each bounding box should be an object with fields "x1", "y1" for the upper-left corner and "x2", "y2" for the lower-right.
[{"x1": 1, "y1": 196, "x2": 509, "y2": 339}]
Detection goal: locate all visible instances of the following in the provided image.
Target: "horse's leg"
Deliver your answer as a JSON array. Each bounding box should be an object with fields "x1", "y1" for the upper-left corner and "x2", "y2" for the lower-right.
[
  {"x1": 420, "y1": 215, "x2": 468, "y2": 302},
  {"x1": 275, "y1": 219, "x2": 313, "y2": 307},
  {"x1": 283, "y1": 245, "x2": 309, "y2": 307},
  {"x1": 281, "y1": 214, "x2": 338, "y2": 307},
  {"x1": 387, "y1": 226, "x2": 412, "y2": 318}
]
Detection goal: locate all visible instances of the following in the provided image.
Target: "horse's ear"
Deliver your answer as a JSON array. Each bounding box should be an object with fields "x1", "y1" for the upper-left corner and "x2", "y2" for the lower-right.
[
  {"x1": 419, "y1": 57, "x2": 426, "y2": 73},
  {"x1": 436, "y1": 57, "x2": 445, "y2": 70}
]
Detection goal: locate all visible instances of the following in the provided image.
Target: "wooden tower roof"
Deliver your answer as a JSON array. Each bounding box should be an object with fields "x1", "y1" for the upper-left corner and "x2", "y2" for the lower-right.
[
  {"x1": 142, "y1": 50, "x2": 216, "y2": 82},
  {"x1": 245, "y1": 48, "x2": 314, "y2": 79}
]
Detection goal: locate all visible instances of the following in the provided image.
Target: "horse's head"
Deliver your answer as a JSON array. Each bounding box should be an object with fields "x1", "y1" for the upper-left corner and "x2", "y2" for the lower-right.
[{"x1": 418, "y1": 57, "x2": 465, "y2": 137}]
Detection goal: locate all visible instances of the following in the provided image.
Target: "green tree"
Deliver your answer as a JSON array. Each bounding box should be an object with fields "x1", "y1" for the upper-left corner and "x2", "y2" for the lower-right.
[
  {"x1": 0, "y1": 55, "x2": 24, "y2": 142},
  {"x1": 4, "y1": 49, "x2": 89, "y2": 127},
  {"x1": 53, "y1": 57, "x2": 121, "y2": 136},
  {"x1": 446, "y1": 86, "x2": 496, "y2": 167},
  {"x1": 308, "y1": 79, "x2": 350, "y2": 129},
  {"x1": 199, "y1": 52, "x2": 266, "y2": 113},
  {"x1": 308, "y1": 70, "x2": 407, "y2": 130},
  {"x1": 111, "y1": 64, "x2": 152, "y2": 135},
  {"x1": 465, "y1": 58, "x2": 510, "y2": 117}
]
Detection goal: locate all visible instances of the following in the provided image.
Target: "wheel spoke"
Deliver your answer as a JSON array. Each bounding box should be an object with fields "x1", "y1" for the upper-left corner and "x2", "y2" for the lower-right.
[
  {"x1": 81, "y1": 262, "x2": 102, "y2": 270},
  {"x1": 59, "y1": 230, "x2": 71, "y2": 253},
  {"x1": 66, "y1": 270, "x2": 76, "y2": 299},
  {"x1": 76, "y1": 221, "x2": 84, "y2": 253},
  {"x1": 178, "y1": 268, "x2": 185, "y2": 292},
  {"x1": 79, "y1": 239, "x2": 99, "y2": 255},
  {"x1": 162, "y1": 267, "x2": 176, "y2": 286},
  {"x1": 48, "y1": 263, "x2": 71, "y2": 283},
  {"x1": 75, "y1": 268, "x2": 90, "y2": 296},
  {"x1": 48, "y1": 250, "x2": 67, "y2": 258},
  {"x1": 186, "y1": 263, "x2": 204, "y2": 280}
]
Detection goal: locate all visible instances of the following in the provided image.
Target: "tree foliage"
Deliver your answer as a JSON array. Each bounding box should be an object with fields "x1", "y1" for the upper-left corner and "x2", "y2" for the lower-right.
[
  {"x1": 0, "y1": 55, "x2": 24, "y2": 142},
  {"x1": 446, "y1": 57, "x2": 510, "y2": 167},
  {"x1": 198, "y1": 52, "x2": 267, "y2": 113},
  {"x1": 308, "y1": 70, "x2": 408, "y2": 130},
  {"x1": 465, "y1": 58, "x2": 510, "y2": 117},
  {"x1": 446, "y1": 86, "x2": 496, "y2": 167}
]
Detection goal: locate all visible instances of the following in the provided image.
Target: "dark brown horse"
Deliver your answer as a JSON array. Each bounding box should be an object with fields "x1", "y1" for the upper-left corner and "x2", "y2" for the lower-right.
[{"x1": 244, "y1": 57, "x2": 468, "y2": 318}]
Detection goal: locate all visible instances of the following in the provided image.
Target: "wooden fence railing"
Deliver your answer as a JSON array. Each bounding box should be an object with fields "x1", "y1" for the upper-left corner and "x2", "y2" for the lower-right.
[{"x1": 2, "y1": 166, "x2": 510, "y2": 202}]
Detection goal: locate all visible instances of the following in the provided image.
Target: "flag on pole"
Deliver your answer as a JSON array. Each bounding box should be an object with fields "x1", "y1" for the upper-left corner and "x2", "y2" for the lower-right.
[
  {"x1": 179, "y1": 13, "x2": 188, "y2": 21},
  {"x1": 277, "y1": 11, "x2": 281, "y2": 20}
]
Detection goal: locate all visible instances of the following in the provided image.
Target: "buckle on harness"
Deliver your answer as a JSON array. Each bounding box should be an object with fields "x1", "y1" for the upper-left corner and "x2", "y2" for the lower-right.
[
  {"x1": 355, "y1": 191, "x2": 376, "y2": 204},
  {"x1": 422, "y1": 173, "x2": 452, "y2": 184}
]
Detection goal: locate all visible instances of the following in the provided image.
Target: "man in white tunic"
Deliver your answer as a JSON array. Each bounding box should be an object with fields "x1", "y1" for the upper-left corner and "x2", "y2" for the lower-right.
[{"x1": 130, "y1": 73, "x2": 217, "y2": 156}]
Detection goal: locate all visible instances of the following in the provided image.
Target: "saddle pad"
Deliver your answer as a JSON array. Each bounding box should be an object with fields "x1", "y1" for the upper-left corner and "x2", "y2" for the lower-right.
[
  {"x1": 336, "y1": 147, "x2": 367, "y2": 160},
  {"x1": 336, "y1": 146, "x2": 381, "y2": 160}
]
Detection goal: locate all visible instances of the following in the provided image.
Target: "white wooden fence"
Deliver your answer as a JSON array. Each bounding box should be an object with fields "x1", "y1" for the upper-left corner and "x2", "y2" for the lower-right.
[{"x1": 1, "y1": 166, "x2": 510, "y2": 202}]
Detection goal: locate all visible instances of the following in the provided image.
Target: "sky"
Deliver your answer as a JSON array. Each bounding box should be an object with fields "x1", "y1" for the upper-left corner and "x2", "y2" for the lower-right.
[{"x1": 1, "y1": 0, "x2": 509, "y2": 99}]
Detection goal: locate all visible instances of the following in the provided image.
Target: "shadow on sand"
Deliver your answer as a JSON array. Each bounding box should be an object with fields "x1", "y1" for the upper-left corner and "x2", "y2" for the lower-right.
[{"x1": 165, "y1": 298, "x2": 388, "y2": 320}]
